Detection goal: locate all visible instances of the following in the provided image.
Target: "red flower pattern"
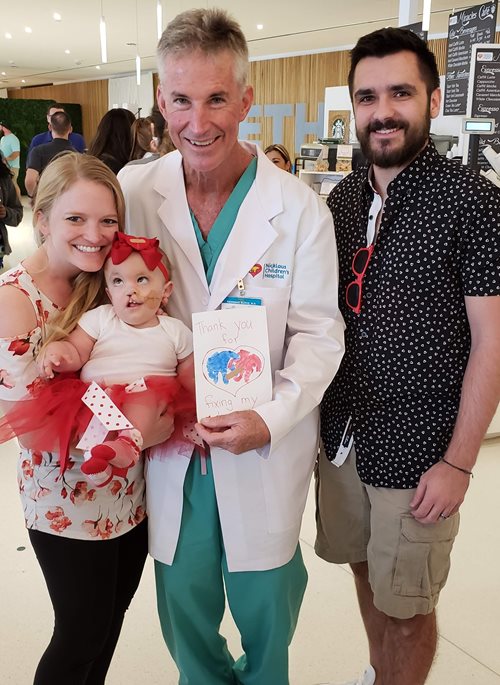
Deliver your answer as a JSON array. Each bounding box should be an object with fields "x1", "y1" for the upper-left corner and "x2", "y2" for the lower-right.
[
  {"x1": 21, "y1": 460, "x2": 34, "y2": 478},
  {"x1": 82, "y1": 516, "x2": 114, "y2": 539},
  {"x1": 25, "y1": 376, "x2": 47, "y2": 396},
  {"x1": 8, "y1": 339, "x2": 31, "y2": 356},
  {"x1": 108, "y1": 480, "x2": 122, "y2": 496},
  {"x1": 0, "y1": 368, "x2": 15, "y2": 389},
  {"x1": 32, "y1": 451, "x2": 43, "y2": 466},
  {"x1": 35, "y1": 299, "x2": 51, "y2": 323},
  {"x1": 45, "y1": 507, "x2": 72, "y2": 533},
  {"x1": 70, "y1": 481, "x2": 97, "y2": 505},
  {"x1": 132, "y1": 505, "x2": 146, "y2": 525}
]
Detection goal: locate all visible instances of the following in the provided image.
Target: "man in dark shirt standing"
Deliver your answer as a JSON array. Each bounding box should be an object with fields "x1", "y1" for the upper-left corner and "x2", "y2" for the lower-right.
[
  {"x1": 316, "y1": 28, "x2": 500, "y2": 685},
  {"x1": 25, "y1": 111, "x2": 76, "y2": 196},
  {"x1": 27, "y1": 102, "x2": 86, "y2": 157}
]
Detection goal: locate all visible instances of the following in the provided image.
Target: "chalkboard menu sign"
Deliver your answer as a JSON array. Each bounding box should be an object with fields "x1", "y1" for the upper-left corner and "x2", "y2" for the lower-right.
[
  {"x1": 443, "y1": 1, "x2": 497, "y2": 116},
  {"x1": 401, "y1": 22, "x2": 428, "y2": 42},
  {"x1": 466, "y1": 44, "x2": 500, "y2": 170}
]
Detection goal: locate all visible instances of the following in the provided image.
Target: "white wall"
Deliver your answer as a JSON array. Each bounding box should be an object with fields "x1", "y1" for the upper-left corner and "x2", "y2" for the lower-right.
[{"x1": 108, "y1": 72, "x2": 154, "y2": 118}]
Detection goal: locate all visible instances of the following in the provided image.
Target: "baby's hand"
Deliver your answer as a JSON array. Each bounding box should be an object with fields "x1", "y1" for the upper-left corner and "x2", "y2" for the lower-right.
[{"x1": 38, "y1": 343, "x2": 73, "y2": 379}]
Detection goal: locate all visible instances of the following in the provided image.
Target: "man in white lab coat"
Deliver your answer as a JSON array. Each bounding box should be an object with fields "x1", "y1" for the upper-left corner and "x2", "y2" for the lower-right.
[{"x1": 118, "y1": 8, "x2": 344, "y2": 684}]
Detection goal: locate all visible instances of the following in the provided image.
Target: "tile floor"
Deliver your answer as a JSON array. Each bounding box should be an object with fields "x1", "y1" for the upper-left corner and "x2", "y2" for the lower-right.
[{"x1": 0, "y1": 205, "x2": 499, "y2": 684}]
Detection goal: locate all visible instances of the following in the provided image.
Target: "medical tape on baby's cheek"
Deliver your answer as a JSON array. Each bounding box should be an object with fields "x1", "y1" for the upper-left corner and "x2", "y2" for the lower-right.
[{"x1": 76, "y1": 381, "x2": 133, "y2": 450}]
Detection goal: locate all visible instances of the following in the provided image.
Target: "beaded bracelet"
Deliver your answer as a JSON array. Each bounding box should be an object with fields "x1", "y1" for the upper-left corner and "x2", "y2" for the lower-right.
[{"x1": 441, "y1": 458, "x2": 474, "y2": 478}]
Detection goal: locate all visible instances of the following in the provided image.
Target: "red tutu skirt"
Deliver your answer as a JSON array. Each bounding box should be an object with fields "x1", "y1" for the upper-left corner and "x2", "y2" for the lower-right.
[{"x1": 0, "y1": 373, "x2": 195, "y2": 473}]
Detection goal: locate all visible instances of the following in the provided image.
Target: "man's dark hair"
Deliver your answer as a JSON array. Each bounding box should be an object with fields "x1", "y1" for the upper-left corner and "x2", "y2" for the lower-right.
[
  {"x1": 348, "y1": 27, "x2": 440, "y2": 98},
  {"x1": 47, "y1": 102, "x2": 65, "y2": 114},
  {"x1": 50, "y1": 111, "x2": 72, "y2": 136}
]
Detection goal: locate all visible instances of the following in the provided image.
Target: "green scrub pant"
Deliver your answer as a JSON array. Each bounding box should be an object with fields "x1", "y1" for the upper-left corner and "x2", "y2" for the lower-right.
[{"x1": 154, "y1": 457, "x2": 308, "y2": 685}]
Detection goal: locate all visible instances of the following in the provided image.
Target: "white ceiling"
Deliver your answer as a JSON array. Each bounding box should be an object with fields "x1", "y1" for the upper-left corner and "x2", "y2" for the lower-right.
[{"x1": 0, "y1": 1, "x2": 487, "y2": 89}]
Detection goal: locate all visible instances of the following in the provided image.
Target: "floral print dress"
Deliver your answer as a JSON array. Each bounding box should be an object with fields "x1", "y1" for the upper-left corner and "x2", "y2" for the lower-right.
[{"x1": 0, "y1": 265, "x2": 146, "y2": 540}]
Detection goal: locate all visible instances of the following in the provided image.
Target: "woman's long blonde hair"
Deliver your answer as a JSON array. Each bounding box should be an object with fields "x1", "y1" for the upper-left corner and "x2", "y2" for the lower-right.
[{"x1": 34, "y1": 152, "x2": 125, "y2": 345}]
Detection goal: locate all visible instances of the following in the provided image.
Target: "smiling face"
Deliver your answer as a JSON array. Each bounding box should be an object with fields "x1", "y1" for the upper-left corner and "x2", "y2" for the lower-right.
[
  {"x1": 157, "y1": 48, "x2": 253, "y2": 178},
  {"x1": 37, "y1": 179, "x2": 119, "y2": 278},
  {"x1": 352, "y1": 50, "x2": 440, "y2": 171},
  {"x1": 104, "y1": 252, "x2": 173, "y2": 329}
]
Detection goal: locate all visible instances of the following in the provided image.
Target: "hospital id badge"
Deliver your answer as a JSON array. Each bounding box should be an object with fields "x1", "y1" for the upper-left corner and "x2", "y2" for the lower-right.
[
  {"x1": 332, "y1": 416, "x2": 353, "y2": 467},
  {"x1": 221, "y1": 296, "x2": 262, "y2": 309}
]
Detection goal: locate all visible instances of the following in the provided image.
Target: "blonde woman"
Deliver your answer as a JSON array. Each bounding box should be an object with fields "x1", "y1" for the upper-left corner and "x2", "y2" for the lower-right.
[
  {"x1": 264, "y1": 143, "x2": 292, "y2": 172},
  {"x1": 0, "y1": 153, "x2": 172, "y2": 684}
]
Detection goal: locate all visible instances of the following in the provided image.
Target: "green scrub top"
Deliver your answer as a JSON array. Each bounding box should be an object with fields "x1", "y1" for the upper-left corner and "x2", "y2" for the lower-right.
[{"x1": 191, "y1": 157, "x2": 257, "y2": 285}]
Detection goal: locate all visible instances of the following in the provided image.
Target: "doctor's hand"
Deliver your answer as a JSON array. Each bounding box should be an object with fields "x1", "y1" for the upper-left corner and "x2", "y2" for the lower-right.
[{"x1": 196, "y1": 411, "x2": 271, "y2": 455}]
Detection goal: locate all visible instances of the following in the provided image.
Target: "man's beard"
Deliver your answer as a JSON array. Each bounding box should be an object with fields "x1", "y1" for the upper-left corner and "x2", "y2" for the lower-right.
[{"x1": 357, "y1": 113, "x2": 430, "y2": 168}]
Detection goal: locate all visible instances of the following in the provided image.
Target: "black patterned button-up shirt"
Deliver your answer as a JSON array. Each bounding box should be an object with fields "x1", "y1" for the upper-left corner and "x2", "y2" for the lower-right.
[{"x1": 321, "y1": 140, "x2": 500, "y2": 488}]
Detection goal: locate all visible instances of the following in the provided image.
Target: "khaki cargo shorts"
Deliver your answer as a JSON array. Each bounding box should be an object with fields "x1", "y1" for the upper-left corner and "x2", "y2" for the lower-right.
[{"x1": 315, "y1": 444, "x2": 460, "y2": 619}]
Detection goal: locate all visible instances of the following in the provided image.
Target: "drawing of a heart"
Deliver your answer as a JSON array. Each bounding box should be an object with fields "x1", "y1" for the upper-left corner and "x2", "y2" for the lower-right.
[{"x1": 202, "y1": 346, "x2": 265, "y2": 396}]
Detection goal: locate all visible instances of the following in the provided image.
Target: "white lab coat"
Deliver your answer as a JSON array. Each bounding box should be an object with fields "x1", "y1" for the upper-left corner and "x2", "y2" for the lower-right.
[{"x1": 118, "y1": 142, "x2": 344, "y2": 571}]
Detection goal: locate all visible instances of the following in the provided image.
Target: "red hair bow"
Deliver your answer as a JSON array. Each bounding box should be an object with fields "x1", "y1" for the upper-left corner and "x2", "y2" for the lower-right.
[{"x1": 109, "y1": 232, "x2": 169, "y2": 280}]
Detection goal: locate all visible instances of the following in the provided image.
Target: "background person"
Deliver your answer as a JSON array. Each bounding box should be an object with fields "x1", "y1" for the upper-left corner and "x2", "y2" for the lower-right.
[
  {"x1": 129, "y1": 116, "x2": 156, "y2": 161},
  {"x1": 0, "y1": 121, "x2": 21, "y2": 198},
  {"x1": 125, "y1": 107, "x2": 176, "y2": 168},
  {"x1": 264, "y1": 143, "x2": 292, "y2": 172},
  {"x1": 27, "y1": 103, "x2": 86, "y2": 157},
  {"x1": 316, "y1": 27, "x2": 500, "y2": 685},
  {"x1": 0, "y1": 153, "x2": 23, "y2": 269},
  {"x1": 25, "y1": 111, "x2": 76, "y2": 197},
  {"x1": 88, "y1": 108, "x2": 135, "y2": 175},
  {"x1": 0, "y1": 152, "x2": 173, "y2": 684},
  {"x1": 150, "y1": 105, "x2": 176, "y2": 156},
  {"x1": 119, "y1": 8, "x2": 344, "y2": 685}
]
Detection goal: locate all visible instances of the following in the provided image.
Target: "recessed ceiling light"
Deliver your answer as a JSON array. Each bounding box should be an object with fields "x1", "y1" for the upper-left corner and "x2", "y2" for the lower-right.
[
  {"x1": 5, "y1": 32, "x2": 12, "y2": 39},
  {"x1": 65, "y1": 49, "x2": 70, "y2": 54},
  {"x1": 256, "y1": 24, "x2": 264, "y2": 30},
  {"x1": 53, "y1": 12, "x2": 62, "y2": 21},
  {"x1": 21, "y1": 79, "x2": 26, "y2": 83},
  {"x1": 25, "y1": 27, "x2": 33, "y2": 34},
  {"x1": 1, "y1": 71, "x2": 6, "y2": 76},
  {"x1": 96, "y1": 65, "x2": 101, "y2": 70}
]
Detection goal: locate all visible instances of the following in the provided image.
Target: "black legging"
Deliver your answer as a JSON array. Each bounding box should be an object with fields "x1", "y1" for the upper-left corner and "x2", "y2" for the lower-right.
[{"x1": 29, "y1": 519, "x2": 148, "y2": 685}]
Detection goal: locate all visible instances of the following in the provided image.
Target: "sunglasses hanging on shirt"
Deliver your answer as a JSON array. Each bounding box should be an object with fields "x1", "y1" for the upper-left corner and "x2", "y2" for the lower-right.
[{"x1": 345, "y1": 244, "x2": 374, "y2": 314}]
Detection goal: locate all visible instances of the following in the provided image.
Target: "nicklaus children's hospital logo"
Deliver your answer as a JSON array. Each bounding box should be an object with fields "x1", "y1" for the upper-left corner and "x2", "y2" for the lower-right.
[{"x1": 263, "y1": 262, "x2": 290, "y2": 280}]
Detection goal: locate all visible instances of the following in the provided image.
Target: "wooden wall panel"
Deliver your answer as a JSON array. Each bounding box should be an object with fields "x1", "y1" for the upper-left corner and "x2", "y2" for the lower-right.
[
  {"x1": 247, "y1": 34, "x2": 500, "y2": 161},
  {"x1": 248, "y1": 51, "x2": 353, "y2": 157},
  {"x1": 7, "y1": 80, "x2": 108, "y2": 147},
  {"x1": 8, "y1": 32, "x2": 499, "y2": 162}
]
